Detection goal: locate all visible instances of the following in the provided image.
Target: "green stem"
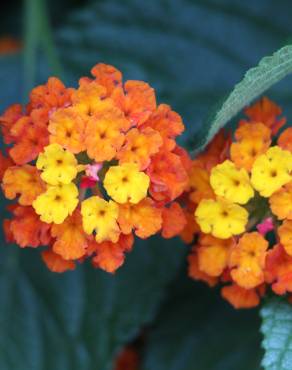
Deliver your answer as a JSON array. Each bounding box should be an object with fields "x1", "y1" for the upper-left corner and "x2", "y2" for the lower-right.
[
  {"x1": 23, "y1": 0, "x2": 63, "y2": 98},
  {"x1": 23, "y1": 0, "x2": 40, "y2": 97},
  {"x1": 38, "y1": 0, "x2": 64, "y2": 78}
]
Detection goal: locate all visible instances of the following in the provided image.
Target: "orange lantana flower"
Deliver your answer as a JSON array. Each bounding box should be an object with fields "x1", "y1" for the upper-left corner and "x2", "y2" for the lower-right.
[
  {"x1": 244, "y1": 96, "x2": 286, "y2": 134},
  {"x1": 270, "y1": 181, "x2": 292, "y2": 220},
  {"x1": 85, "y1": 108, "x2": 127, "y2": 162},
  {"x1": 118, "y1": 198, "x2": 162, "y2": 238},
  {"x1": 142, "y1": 104, "x2": 184, "y2": 151},
  {"x1": 278, "y1": 220, "x2": 292, "y2": 256},
  {"x1": 117, "y1": 127, "x2": 162, "y2": 170},
  {"x1": 90, "y1": 234, "x2": 134, "y2": 273},
  {"x1": 51, "y1": 210, "x2": 88, "y2": 260},
  {"x1": 90, "y1": 63, "x2": 122, "y2": 95},
  {"x1": 49, "y1": 107, "x2": 86, "y2": 154},
  {"x1": 197, "y1": 234, "x2": 235, "y2": 277},
  {"x1": 188, "y1": 249, "x2": 218, "y2": 287},
  {"x1": 147, "y1": 151, "x2": 188, "y2": 203},
  {"x1": 229, "y1": 232, "x2": 268, "y2": 289},
  {"x1": 161, "y1": 202, "x2": 186, "y2": 239},
  {"x1": 8, "y1": 206, "x2": 51, "y2": 248},
  {"x1": 2, "y1": 165, "x2": 45, "y2": 206},
  {"x1": 278, "y1": 127, "x2": 292, "y2": 152},
  {"x1": 221, "y1": 284, "x2": 260, "y2": 309},
  {"x1": 265, "y1": 244, "x2": 292, "y2": 295},
  {"x1": 42, "y1": 249, "x2": 76, "y2": 273},
  {"x1": 188, "y1": 161, "x2": 214, "y2": 204},
  {"x1": 28, "y1": 77, "x2": 73, "y2": 113},
  {"x1": 113, "y1": 80, "x2": 156, "y2": 126}
]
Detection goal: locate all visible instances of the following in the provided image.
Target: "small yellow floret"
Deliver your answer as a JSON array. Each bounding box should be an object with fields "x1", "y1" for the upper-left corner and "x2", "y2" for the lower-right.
[
  {"x1": 104, "y1": 163, "x2": 150, "y2": 204},
  {"x1": 195, "y1": 198, "x2": 248, "y2": 239},
  {"x1": 81, "y1": 196, "x2": 120, "y2": 243},
  {"x1": 36, "y1": 143, "x2": 78, "y2": 185},
  {"x1": 210, "y1": 160, "x2": 254, "y2": 204},
  {"x1": 251, "y1": 146, "x2": 292, "y2": 197},
  {"x1": 32, "y1": 183, "x2": 79, "y2": 224}
]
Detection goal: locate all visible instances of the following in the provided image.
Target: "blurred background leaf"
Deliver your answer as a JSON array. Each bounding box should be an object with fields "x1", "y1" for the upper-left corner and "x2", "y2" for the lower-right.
[{"x1": 143, "y1": 274, "x2": 263, "y2": 370}]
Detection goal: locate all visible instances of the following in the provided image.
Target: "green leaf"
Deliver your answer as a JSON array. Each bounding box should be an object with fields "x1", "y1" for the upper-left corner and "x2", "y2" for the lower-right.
[
  {"x1": 0, "y1": 236, "x2": 185, "y2": 370},
  {"x1": 143, "y1": 275, "x2": 262, "y2": 370},
  {"x1": 194, "y1": 45, "x2": 292, "y2": 152},
  {"x1": 260, "y1": 297, "x2": 292, "y2": 370}
]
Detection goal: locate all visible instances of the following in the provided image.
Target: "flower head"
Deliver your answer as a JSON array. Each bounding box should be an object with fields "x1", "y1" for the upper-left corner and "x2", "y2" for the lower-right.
[{"x1": 0, "y1": 62, "x2": 188, "y2": 274}]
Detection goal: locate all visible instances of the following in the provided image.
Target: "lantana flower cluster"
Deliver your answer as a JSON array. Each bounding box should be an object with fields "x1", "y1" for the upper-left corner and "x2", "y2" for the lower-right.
[
  {"x1": 0, "y1": 63, "x2": 190, "y2": 273},
  {"x1": 182, "y1": 97, "x2": 292, "y2": 308}
]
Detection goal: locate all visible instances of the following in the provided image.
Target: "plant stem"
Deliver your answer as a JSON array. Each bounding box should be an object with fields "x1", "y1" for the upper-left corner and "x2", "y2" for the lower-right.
[{"x1": 23, "y1": 0, "x2": 63, "y2": 98}]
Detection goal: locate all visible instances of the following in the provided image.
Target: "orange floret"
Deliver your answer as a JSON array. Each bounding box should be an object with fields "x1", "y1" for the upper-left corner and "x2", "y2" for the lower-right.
[
  {"x1": 118, "y1": 198, "x2": 162, "y2": 238},
  {"x1": 244, "y1": 97, "x2": 286, "y2": 134},
  {"x1": 117, "y1": 127, "x2": 162, "y2": 170},
  {"x1": 229, "y1": 232, "x2": 268, "y2": 289},
  {"x1": 2, "y1": 165, "x2": 45, "y2": 206},
  {"x1": 230, "y1": 139, "x2": 270, "y2": 172},
  {"x1": 0, "y1": 104, "x2": 23, "y2": 144},
  {"x1": 72, "y1": 80, "x2": 114, "y2": 116},
  {"x1": 234, "y1": 121, "x2": 271, "y2": 142},
  {"x1": 90, "y1": 234, "x2": 134, "y2": 273},
  {"x1": 0, "y1": 151, "x2": 13, "y2": 180},
  {"x1": 113, "y1": 80, "x2": 156, "y2": 126},
  {"x1": 278, "y1": 220, "x2": 292, "y2": 256},
  {"x1": 231, "y1": 122, "x2": 271, "y2": 171},
  {"x1": 41, "y1": 249, "x2": 75, "y2": 273},
  {"x1": 278, "y1": 127, "x2": 292, "y2": 152},
  {"x1": 28, "y1": 77, "x2": 73, "y2": 112},
  {"x1": 8, "y1": 206, "x2": 51, "y2": 247},
  {"x1": 49, "y1": 107, "x2": 86, "y2": 153},
  {"x1": 197, "y1": 234, "x2": 235, "y2": 277},
  {"x1": 9, "y1": 111, "x2": 49, "y2": 164},
  {"x1": 90, "y1": 63, "x2": 122, "y2": 95},
  {"x1": 85, "y1": 108, "x2": 127, "y2": 162},
  {"x1": 51, "y1": 210, "x2": 88, "y2": 260},
  {"x1": 142, "y1": 104, "x2": 184, "y2": 151},
  {"x1": 161, "y1": 202, "x2": 186, "y2": 239},
  {"x1": 270, "y1": 181, "x2": 292, "y2": 220},
  {"x1": 147, "y1": 151, "x2": 188, "y2": 203},
  {"x1": 197, "y1": 130, "x2": 231, "y2": 171},
  {"x1": 221, "y1": 284, "x2": 260, "y2": 309},
  {"x1": 180, "y1": 211, "x2": 200, "y2": 244},
  {"x1": 188, "y1": 249, "x2": 218, "y2": 287},
  {"x1": 188, "y1": 161, "x2": 214, "y2": 204},
  {"x1": 265, "y1": 244, "x2": 292, "y2": 295}
]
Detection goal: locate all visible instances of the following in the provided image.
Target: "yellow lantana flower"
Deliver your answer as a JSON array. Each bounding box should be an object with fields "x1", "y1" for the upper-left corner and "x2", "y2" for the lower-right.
[
  {"x1": 251, "y1": 146, "x2": 292, "y2": 197},
  {"x1": 195, "y1": 198, "x2": 248, "y2": 239},
  {"x1": 36, "y1": 143, "x2": 78, "y2": 185},
  {"x1": 32, "y1": 183, "x2": 79, "y2": 224},
  {"x1": 104, "y1": 163, "x2": 150, "y2": 204},
  {"x1": 210, "y1": 160, "x2": 254, "y2": 204},
  {"x1": 81, "y1": 196, "x2": 120, "y2": 243}
]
